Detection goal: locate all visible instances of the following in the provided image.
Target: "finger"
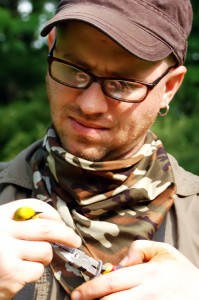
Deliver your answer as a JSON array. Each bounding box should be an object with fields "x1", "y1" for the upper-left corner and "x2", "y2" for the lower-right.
[
  {"x1": 99, "y1": 287, "x2": 141, "y2": 300},
  {"x1": 0, "y1": 260, "x2": 45, "y2": 299},
  {"x1": 16, "y1": 240, "x2": 53, "y2": 265},
  {"x1": 11, "y1": 218, "x2": 81, "y2": 247},
  {"x1": 71, "y1": 264, "x2": 153, "y2": 300},
  {"x1": 13, "y1": 260, "x2": 45, "y2": 284},
  {"x1": 1, "y1": 199, "x2": 62, "y2": 222},
  {"x1": 100, "y1": 283, "x2": 157, "y2": 300}
]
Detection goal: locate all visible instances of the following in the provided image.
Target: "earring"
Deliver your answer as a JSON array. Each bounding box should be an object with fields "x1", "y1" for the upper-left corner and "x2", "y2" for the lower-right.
[{"x1": 158, "y1": 104, "x2": 169, "y2": 117}]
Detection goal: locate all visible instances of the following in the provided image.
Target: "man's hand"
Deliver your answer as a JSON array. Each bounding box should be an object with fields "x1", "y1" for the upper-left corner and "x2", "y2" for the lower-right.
[
  {"x1": 71, "y1": 240, "x2": 199, "y2": 300},
  {"x1": 0, "y1": 199, "x2": 81, "y2": 299}
]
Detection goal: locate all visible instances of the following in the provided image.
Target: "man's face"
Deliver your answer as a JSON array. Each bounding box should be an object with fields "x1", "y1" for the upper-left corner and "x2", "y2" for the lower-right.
[{"x1": 46, "y1": 21, "x2": 169, "y2": 161}]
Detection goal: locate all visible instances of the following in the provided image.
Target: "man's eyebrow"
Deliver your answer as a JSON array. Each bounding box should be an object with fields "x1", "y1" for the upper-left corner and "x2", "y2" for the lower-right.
[
  {"x1": 60, "y1": 52, "x2": 89, "y2": 68},
  {"x1": 56, "y1": 50, "x2": 141, "y2": 79}
]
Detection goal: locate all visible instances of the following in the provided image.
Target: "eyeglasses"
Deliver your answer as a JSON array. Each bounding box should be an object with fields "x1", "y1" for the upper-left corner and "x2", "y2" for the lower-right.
[{"x1": 47, "y1": 44, "x2": 175, "y2": 103}]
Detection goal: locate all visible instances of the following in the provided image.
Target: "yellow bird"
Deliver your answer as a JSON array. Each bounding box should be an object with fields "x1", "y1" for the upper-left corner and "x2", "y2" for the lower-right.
[{"x1": 13, "y1": 206, "x2": 42, "y2": 221}]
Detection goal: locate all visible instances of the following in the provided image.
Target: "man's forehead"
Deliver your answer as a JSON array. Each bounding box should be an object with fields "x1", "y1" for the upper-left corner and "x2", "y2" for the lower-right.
[
  {"x1": 56, "y1": 21, "x2": 114, "y2": 43},
  {"x1": 56, "y1": 22, "x2": 151, "y2": 62}
]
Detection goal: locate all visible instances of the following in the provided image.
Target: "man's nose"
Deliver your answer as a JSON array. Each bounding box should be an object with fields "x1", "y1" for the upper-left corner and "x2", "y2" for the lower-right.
[{"x1": 76, "y1": 82, "x2": 109, "y2": 115}]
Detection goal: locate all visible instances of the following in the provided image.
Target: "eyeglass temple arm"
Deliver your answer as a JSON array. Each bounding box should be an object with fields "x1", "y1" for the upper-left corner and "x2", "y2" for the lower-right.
[{"x1": 48, "y1": 37, "x2": 57, "y2": 57}]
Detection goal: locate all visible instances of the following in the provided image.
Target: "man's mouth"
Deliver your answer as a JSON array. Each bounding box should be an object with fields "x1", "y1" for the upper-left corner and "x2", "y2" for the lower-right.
[{"x1": 69, "y1": 117, "x2": 108, "y2": 134}]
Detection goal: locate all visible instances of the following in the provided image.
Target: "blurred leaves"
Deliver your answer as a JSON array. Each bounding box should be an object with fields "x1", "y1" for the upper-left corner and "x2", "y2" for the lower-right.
[
  {"x1": 0, "y1": 0, "x2": 56, "y2": 103},
  {"x1": 0, "y1": 90, "x2": 50, "y2": 160},
  {"x1": 153, "y1": 114, "x2": 199, "y2": 175}
]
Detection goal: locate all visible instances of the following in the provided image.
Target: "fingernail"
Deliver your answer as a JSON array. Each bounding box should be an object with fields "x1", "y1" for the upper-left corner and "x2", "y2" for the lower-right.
[
  {"x1": 71, "y1": 290, "x2": 81, "y2": 300},
  {"x1": 119, "y1": 255, "x2": 129, "y2": 266}
]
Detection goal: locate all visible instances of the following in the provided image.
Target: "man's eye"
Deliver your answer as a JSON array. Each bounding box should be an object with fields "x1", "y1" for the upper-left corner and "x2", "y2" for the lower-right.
[
  {"x1": 106, "y1": 80, "x2": 123, "y2": 91},
  {"x1": 75, "y1": 72, "x2": 89, "y2": 83}
]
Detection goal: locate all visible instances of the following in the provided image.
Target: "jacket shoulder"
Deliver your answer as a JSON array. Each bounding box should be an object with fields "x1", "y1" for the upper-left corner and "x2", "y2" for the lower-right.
[
  {"x1": 168, "y1": 153, "x2": 199, "y2": 196},
  {"x1": 0, "y1": 140, "x2": 43, "y2": 189}
]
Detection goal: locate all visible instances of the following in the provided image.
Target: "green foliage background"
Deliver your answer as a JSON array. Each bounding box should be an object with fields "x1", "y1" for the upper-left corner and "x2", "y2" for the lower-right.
[{"x1": 0, "y1": 0, "x2": 199, "y2": 175}]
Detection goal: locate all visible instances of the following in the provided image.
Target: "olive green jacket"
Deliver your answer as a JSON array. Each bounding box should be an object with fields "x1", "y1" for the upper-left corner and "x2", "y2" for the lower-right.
[{"x1": 0, "y1": 140, "x2": 199, "y2": 299}]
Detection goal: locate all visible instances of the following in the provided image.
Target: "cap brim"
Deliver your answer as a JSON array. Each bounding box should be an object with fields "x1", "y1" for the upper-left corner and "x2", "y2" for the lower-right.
[{"x1": 41, "y1": 4, "x2": 172, "y2": 62}]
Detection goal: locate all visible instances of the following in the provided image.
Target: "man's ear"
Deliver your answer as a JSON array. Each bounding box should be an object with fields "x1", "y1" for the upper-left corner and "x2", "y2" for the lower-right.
[
  {"x1": 48, "y1": 27, "x2": 56, "y2": 50},
  {"x1": 160, "y1": 66, "x2": 187, "y2": 108}
]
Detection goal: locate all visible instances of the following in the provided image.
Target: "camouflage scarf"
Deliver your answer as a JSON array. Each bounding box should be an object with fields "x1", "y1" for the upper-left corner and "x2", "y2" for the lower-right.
[{"x1": 32, "y1": 127, "x2": 176, "y2": 294}]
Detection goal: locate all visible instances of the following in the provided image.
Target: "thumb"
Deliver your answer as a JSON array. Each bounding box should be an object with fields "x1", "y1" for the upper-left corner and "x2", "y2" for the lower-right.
[{"x1": 119, "y1": 240, "x2": 181, "y2": 267}]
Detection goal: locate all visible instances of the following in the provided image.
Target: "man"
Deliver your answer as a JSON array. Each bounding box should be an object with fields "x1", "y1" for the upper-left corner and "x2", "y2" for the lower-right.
[{"x1": 0, "y1": 0, "x2": 198, "y2": 299}]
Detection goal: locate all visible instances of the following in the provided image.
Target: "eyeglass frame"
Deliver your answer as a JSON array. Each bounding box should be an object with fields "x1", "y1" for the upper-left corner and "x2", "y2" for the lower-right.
[{"x1": 47, "y1": 39, "x2": 176, "y2": 103}]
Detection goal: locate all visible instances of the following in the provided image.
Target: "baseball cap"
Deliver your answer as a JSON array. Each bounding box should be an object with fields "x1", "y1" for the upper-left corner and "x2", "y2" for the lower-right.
[{"x1": 41, "y1": 0, "x2": 193, "y2": 65}]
